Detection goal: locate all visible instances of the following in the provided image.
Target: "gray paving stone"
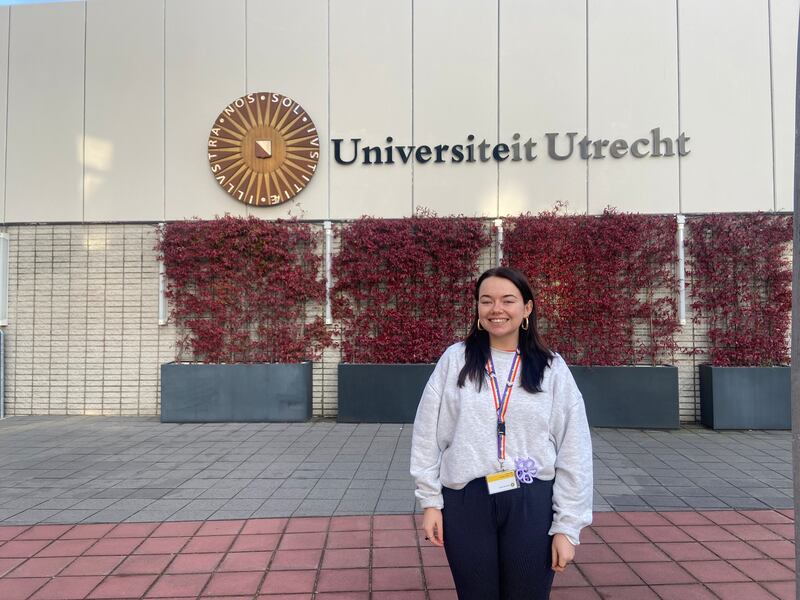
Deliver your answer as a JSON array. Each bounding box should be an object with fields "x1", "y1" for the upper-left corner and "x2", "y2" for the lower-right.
[
  {"x1": 596, "y1": 484, "x2": 634, "y2": 495},
  {"x1": 280, "y1": 479, "x2": 317, "y2": 489},
  {"x1": 125, "y1": 488, "x2": 172, "y2": 500},
  {"x1": 336, "y1": 499, "x2": 379, "y2": 513},
  {"x1": 81, "y1": 510, "x2": 138, "y2": 522},
  {"x1": 33, "y1": 498, "x2": 82, "y2": 510},
  {"x1": 0, "y1": 417, "x2": 792, "y2": 524},
  {"x1": 702, "y1": 486, "x2": 752, "y2": 497},
  {"x1": 376, "y1": 500, "x2": 415, "y2": 513},
  {"x1": 42, "y1": 510, "x2": 98, "y2": 523},
  {"x1": 682, "y1": 497, "x2": 730, "y2": 509},
  {"x1": 198, "y1": 488, "x2": 241, "y2": 500},
  {"x1": 177, "y1": 479, "x2": 217, "y2": 489},
  {"x1": 270, "y1": 488, "x2": 311, "y2": 500},
  {"x1": 106, "y1": 499, "x2": 156, "y2": 511},
  {"x1": 252, "y1": 502, "x2": 299, "y2": 518},
  {"x1": 181, "y1": 499, "x2": 227, "y2": 512},
  {"x1": 5, "y1": 509, "x2": 60, "y2": 523},
  {"x1": 714, "y1": 496, "x2": 769, "y2": 509},
  {"x1": 293, "y1": 470, "x2": 326, "y2": 479},
  {"x1": 235, "y1": 487, "x2": 281, "y2": 499},
  {"x1": 0, "y1": 509, "x2": 21, "y2": 521},
  {"x1": 125, "y1": 511, "x2": 179, "y2": 522},
  {"x1": 306, "y1": 488, "x2": 346, "y2": 501},
  {"x1": 210, "y1": 510, "x2": 257, "y2": 520},
  {"x1": 667, "y1": 486, "x2": 713, "y2": 497},
  {"x1": 343, "y1": 490, "x2": 381, "y2": 504},
  {"x1": 167, "y1": 509, "x2": 217, "y2": 521},
  {"x1": 383, "y1": 479, "x2": 414, "y2": 490},
  {"x1": 760, "y1": 496, "x2": 794, "y2": 509},
  {"x1": 218, "y1": 499, "x2": 264, "y2": 512},
  {"x1": 141, "y1": 499, "x2": 191, "y2": 512},
  {"x1": 379, "y1": 493, "x2": 413, "y2": 505},
  {"x1": 163, "y1": 489, "x2": 204, "y2": 500},
  {"x1": 90, "y1": 489, "x2": 131, "y2": 500},
  {"x1": 314, "y1": 479, "x2": 350, "y2": 490},
  {"x1": 70, "y1": 498, "x2": 118, "y2": 511},
  {"x1": 606, "y1": 495, "x2": 649, "y2": 507},
  {"x1": 294, "y1": 499, "x2": 340, "y2": 515},
  {"x1": 641, "y1": 495, "x2": 689, "y2": 508},
  {"x1": 347, "y1": 480, "x2": 381, "y2": 490},
  {"x1": 54, "y1": 489, "x2": 97, "y2": 500}
]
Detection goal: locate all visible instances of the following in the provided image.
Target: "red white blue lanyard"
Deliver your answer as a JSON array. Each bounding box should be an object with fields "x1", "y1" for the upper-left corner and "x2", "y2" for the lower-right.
[{"x1": 486, "y1": 349, "x2": 521, "y2": 461}]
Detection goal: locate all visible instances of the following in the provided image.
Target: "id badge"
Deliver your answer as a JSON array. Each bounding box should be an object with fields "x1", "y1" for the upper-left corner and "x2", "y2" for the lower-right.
[{"x1": 485, "y1": 470, "x2": 519, "y2": 495}]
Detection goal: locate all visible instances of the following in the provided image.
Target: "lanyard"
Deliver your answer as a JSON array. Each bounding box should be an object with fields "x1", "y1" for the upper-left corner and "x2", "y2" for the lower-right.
[{"x1": 486, "y1": 349, "x2": 521, "y2": 462}]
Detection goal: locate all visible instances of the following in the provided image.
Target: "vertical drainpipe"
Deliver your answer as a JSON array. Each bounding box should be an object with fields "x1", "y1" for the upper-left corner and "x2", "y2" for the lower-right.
[
  {"x1": 676, "y1": 214, "x2": 686, "y2": 326},
  {"x1": 158, "y1": 260, "x2": 167, "y2": 326},
  {"x1": 158, "y1": 223, "x2": 167, "y2": 326},
  {"x1": 494, "y1": 218, "x2": 504, "y2": 267},
  {"x1": 324, "y1": 221, "x2": 333, "y2": 325}
]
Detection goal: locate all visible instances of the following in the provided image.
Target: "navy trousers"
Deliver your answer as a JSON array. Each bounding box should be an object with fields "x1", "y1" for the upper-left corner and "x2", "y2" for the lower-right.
[{"x1": 442, "y1": 477, "x2": 555, "y2": 600}]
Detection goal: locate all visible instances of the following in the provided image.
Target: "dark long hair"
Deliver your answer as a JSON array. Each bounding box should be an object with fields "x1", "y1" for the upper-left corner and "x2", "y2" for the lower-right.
[{"x1": 457, "y1": 267, "x2": 554, "y2": 393}]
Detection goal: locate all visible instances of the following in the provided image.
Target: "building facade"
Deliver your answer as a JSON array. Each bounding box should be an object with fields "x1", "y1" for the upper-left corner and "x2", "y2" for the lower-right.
[{"x1": 1, "y1": 0, "x2": 797, "y2": 420}]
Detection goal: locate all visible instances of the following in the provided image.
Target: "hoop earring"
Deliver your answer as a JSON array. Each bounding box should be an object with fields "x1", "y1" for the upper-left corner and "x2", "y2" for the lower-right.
[
  {"x1": 521, "y1": 316, "x2": 529, "y2": 331},
  {"x1": 477, "y1": 319, "x2": 484, "y2": 331}
]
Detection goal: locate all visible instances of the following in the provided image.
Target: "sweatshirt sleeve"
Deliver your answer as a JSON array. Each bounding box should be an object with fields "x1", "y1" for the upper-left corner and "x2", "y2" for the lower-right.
[
  {"x1": 548, "y1": 357, "x2": 593, "y2": 545},
  {"x1": 409, "y1": 354, "x2": 449, "y2": 510}
]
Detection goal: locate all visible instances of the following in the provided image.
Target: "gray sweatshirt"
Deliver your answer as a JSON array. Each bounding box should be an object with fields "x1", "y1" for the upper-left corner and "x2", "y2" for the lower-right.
[{"x1": 410, "y1": 342, "x2": 593, "y2": 545}]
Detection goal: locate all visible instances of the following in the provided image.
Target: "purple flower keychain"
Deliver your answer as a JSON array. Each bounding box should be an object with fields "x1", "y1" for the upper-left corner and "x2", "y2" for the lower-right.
[{"x1": 515, "y1": 457, "x2": 538, "y2": 484}]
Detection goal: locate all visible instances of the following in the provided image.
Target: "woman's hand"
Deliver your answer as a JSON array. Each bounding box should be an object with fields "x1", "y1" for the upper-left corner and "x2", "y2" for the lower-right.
[
  {"x1": 551, "y1": 533, "x2": 575, "y2": 572},
  {"x1": 422, "y1": 507, "x2": 444, "y2": 546}
]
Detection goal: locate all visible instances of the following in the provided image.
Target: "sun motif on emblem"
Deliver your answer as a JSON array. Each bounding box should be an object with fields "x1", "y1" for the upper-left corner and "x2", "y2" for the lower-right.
[{"x1": 208, "y1": 93, "x2": 320, "y2": 206}]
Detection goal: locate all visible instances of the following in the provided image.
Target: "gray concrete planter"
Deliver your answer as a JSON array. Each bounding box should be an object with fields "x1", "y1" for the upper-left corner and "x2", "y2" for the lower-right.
[
  {"x1": 160, "y1": 362, "x2": 312, "y2": 423},
  {"x1": 569, "y1": 365, "x2": 679, "y2": 429},
  {"x1": 337, "y1": 363, "x2": 436, "y2": 423},
  {"x1": 699, "y1": 364, "x2": 790, "y2": 430}
]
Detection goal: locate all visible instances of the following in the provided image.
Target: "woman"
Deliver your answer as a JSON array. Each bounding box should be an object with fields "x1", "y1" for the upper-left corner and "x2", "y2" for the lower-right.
[{"x1": 410, "y1": 266, "x2": 593, "y2": 600}]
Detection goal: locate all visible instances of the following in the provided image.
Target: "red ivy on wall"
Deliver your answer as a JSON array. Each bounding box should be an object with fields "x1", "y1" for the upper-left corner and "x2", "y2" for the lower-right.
[
  {"x1": 686, "y1": 213, "x2": 792, "y2": 367},
  {"x1": 332, "y1": 216, "x2": 490, "y2": 363},
  {"x1": 157, "y1": 216, "x2": 331, "y2": 363},
  {"x1": 503, "y1": 207, "x2": 680, "y2": 366}
]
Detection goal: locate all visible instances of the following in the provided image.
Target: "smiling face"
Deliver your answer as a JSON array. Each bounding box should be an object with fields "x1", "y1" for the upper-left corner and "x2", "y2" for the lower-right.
[{"x1": 477, "y1": 276, "x2": 534, "y2": 350}]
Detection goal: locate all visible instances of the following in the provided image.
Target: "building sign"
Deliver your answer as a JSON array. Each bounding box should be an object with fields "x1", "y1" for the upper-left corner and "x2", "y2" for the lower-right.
[
  {"x1": 331, "y1": 128, "x2": 689, "y2": 166},
  {"x1": 208, "y1": 93, "x2": 320, "y2": 206},
  {"x1": 207, "y1": 92, "x2": 689, "y2": 205}
]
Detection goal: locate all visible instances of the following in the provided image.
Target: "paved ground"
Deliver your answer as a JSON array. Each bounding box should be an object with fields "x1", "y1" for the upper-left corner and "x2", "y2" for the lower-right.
[
  {"x1": 0, "y1": 417, "x2": 794, "y2": 599},
  {"x1": 0, "y1": 510, "x2": 793, "y2": 599},
  {"x1": 0, "y1": 418, "x2": 791, "y2": 525}
]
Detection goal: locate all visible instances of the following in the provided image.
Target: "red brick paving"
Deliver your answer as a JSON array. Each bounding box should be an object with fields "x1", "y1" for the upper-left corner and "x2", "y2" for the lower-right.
[{"x1": 0, "y1": 510, "x2": 792, "y2": 599}]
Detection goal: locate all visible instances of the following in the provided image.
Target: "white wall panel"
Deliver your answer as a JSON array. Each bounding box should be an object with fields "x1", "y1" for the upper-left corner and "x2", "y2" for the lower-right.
[
  {"x1": 499, "y1": 0, "x2": 586, "y2": 217},
  {"x1": 85, "y1": 0, "x2": 164, "y2": 221},
  {"x1": 246, "y1": 0, "x2": 328, "y2": 221},
  {"x1": 414, "y1": 0, "x2": 497, "y2": 217},
  {"x1": 587, "y1": 0, "x2": 679, "y2": 215},
  {"x1": 679, "y1": 0, "x2": 773, "y2": 213},
  {"x1": 330, "y1": 0, "x2": 412, "y2": 219},
  {"x1": 0, "y1": 8, "x2": 8, "y2": 222},
  {"x1": 1, "y1": 0, "x2": 790, "y2": 222},
  {"x1": 771, "y1": 0, "x2": 800, "y2": 212},
  {"x1": 165, "y1": 0, "x2": 247, "y2": 220},
  {"x1": 6, "y1": 3, "x2": 84, "y2": 222}
]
